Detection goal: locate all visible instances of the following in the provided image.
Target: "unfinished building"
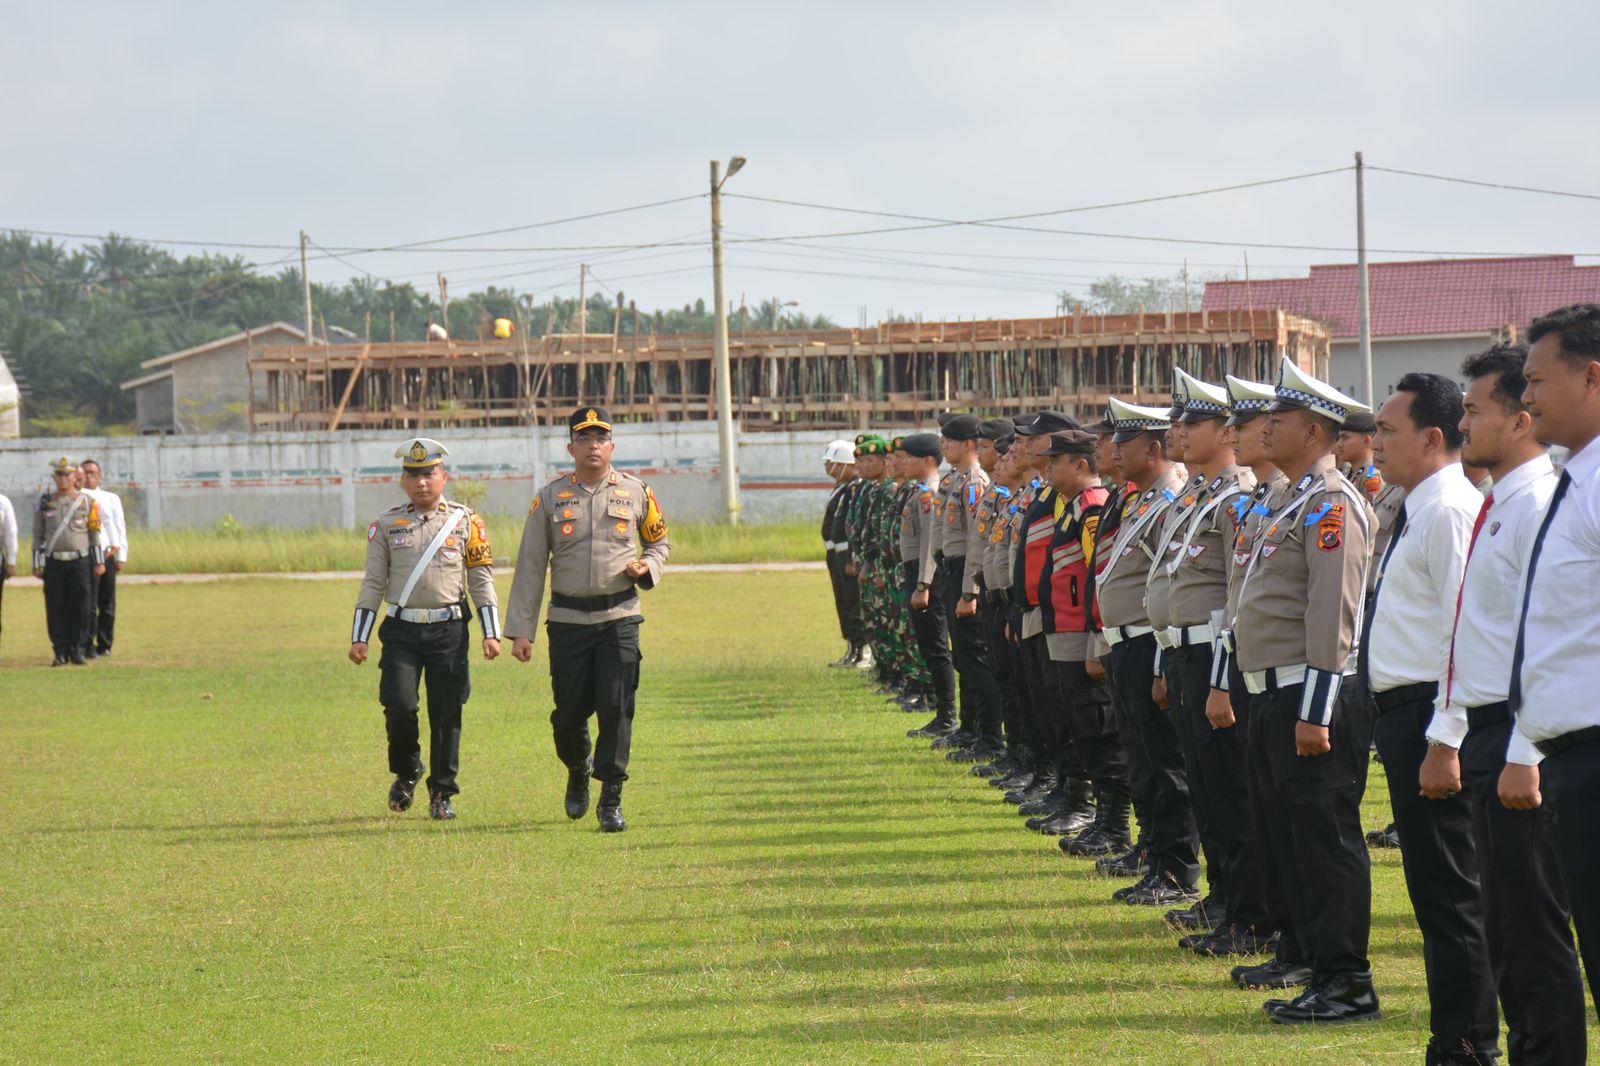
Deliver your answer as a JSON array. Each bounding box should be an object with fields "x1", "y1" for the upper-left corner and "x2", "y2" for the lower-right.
[{"x1": 247, "y1": 309, "x2": 1331, "y2": 433}]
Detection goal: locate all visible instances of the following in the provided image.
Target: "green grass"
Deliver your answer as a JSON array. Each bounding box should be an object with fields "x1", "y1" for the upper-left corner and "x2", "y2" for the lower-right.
[
  {"x1": 129, "y1": 517, "x2": 824, "y2": 573},
  {"x1": 1, "y1": 572, "x2": 1593, "y2": 1063}
]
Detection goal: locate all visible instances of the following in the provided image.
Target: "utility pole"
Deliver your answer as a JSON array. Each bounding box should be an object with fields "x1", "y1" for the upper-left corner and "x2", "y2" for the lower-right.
[
  {"x1": 577, "y1": 264, "x2": 587, "y2": 338},
  {"x1": 299, "y1": 230, "x2": 313, "y2": 343},
  {"x1": 710, "y1": 156, "x2": 747, "y2": 526},
  {"x1": 1355, "y1": 151, "x2": 1374, "y2": 404}
]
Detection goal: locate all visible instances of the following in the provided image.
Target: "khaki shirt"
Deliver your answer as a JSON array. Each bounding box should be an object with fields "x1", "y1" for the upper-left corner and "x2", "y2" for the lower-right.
[
  {"x1": 944, "y1": 463, "x2": 988, "y2": 596},
  {"x1": 1163, "y1": 465, "x2": 1256, "y2": 628},
  {"x1": 1224, "y1": 470, "x2": 1289, "y2": 630},
  {"x1": 1143, "y1": 473, "x2": 1208, "y2": 632},
  {"x1": 927, "y1": 468, "x2": 956, "y2": 560},
  {"x1": 356, "y1": 499, "x2": 496, "y2": 619},
  {"x1": 1367, "y1": 481, "x2": 1407, "y2": 593},
  {"x1": 976, "y1": 483, "x2": 1015, "y2": 592},
  {"x1": 1233, "y1": 455, "x2": 1375, "y2": 675},
  {"x1": 1095, "y1": 466, "x2": 1189, "y2": 628},
  {"x1": 505, "y1": 467, "x2": 670, "y2": 638},
  {"x1": 32, "y1": 490, "x2": 103, "y2": 567},
  {"x1": 898, "y1": 477, "x2": 938, "y2": 580}
]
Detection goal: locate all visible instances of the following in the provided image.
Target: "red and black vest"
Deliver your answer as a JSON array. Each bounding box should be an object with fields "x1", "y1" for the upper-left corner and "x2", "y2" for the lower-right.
[
  {"x1": 1013, "y1": 480, "x2": 1056, "y2": 608},
  {"x1": 1042, "y1": 485, "x2": 1109, "y2": 633}
]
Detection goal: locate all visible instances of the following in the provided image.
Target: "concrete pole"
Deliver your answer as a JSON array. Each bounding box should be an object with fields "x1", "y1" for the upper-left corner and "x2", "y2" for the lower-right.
[
  {"x1": 577, "y1": 264, "x2": 587, "y2": 339},
  {"x1": 710, "y1": 160, "x2": 739, "y2": 525},
  {"x1": 1355, "y1": 151, "x2": 1374, "y2": 404},
  {"x1": 299, "y1": 230, "x2": 313, "y2": 343}
]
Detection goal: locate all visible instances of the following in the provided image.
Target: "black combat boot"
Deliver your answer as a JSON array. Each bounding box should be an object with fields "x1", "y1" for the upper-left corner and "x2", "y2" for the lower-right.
[
  {"x1": 1266, "y1": 971, "x2": 1381, "y2": 1025},
  {"x1": 597, "y1": 782, "x2": 626, "y2": 833},
  {"x1": 1064, "y1": 791, "x2": 1131, "y2": 857},
  {"x1": 387, "y1": 770, "x2": 422, "y2": 813},
  {"x1": 565, "y1": 764, "x2": 592, "y2": 820},
  {"x1": 1057, "y1": 779, "x2": 1096, "y2": 835},
  {"x1": 428, "y1": 791, "x2": 455, "y2": 820}
]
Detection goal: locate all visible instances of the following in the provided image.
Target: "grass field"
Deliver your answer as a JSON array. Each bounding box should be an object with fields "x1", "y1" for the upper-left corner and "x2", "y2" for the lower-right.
[
  {"x1": 127, "y1": 517, "x2": 823, "y2": 574},
  {"x1": 2, "y1": 571, "x2": 1594, "y2": 1063}
]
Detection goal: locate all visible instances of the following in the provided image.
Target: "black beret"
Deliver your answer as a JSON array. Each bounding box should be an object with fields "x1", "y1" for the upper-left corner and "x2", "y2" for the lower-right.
[
  {"x1": 941, "y1": 414, "x2": 982, "y2": 441},
  {"x1": 1015, "y1": 410, "x2": 1081, "y2": 436},
  {"x1": 936, "y1": 412, "x2": 957, "y2": 428},
  {"x1": 1042, "y1": 430, "x2": 1097, "y2": 458},
  {"x1": 978, "y1": 417, "x2": 1014, "y2": 441},
  {"x1": 901, "y1": 432, "x2": 942, "y2": 459},
  {"x1": 995, "y1": 432, "x2": 1016, "y2": 455},
  {"x1": 1341, "y1": 410, "x2": 1377, "y2": 434}
]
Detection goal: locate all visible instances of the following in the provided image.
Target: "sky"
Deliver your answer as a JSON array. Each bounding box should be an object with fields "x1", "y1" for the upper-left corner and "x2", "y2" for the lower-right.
[{"x1": 4, "y1": 0, "x2": 1599, "y2": 325}]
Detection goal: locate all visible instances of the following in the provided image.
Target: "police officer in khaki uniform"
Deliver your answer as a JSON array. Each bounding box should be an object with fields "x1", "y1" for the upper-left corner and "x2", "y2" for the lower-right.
[
  {"x1": 1230, "y1": 357, "x2": 1379, "y2": 1024},
  {"x1": 507, "y1": 407, "x2": 671, "y2": 833},
  {"x1": 940, "y1": 414, "x2": 1005, "y2": 758},
  {"x1": 900, "y1": 432, "x2": 959, "y2": 739},
  {"x1": 351, "y1": 438, "x2": 500, "y2": 820},
  {"x1": 1150, "y1": 370, "x2": 1260, "y2": 948},
  {"x1": 32, "y1": 457, "x2": 105, "y2": 666}
]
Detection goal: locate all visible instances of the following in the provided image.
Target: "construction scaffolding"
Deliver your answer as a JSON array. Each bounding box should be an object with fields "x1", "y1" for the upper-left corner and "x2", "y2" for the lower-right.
[{"x1": 247, "y1": 309, "x2": 1331, "y2": 433}]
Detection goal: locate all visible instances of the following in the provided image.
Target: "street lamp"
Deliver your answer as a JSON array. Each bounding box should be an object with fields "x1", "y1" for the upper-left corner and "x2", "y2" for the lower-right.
[{"x1": 710, "y1": 156, "x2": 746, "y2": 526}]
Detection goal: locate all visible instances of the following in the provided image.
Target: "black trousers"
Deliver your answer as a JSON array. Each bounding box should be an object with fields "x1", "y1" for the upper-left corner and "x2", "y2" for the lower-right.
[
  {"x1": 903, "y1": 567, "x2": 957, "y2": 713},
  {"x1": 1102, "y1": 641, "x2": 1149, "y2": 838},
  {"x1": 1169, "y1": 642, "x2": 1255, "y2": 912},
  {"x1": 1006, "y1": 604, "x2": 1043, "y2": 757},
  {"x1": 1373, "y1": 687, "x2": 1498, "y2": 1055},
  {"x1": 42, "y1": 556, "x2": 93, "y2": 654},
  {"x1": 1108, "y1": 633, "x2": 1198, "y2": 883},
  {"x1": 1057, "y1": 656, "x2": 1128, "y2": 798},
  {"x1": 547, "y1": 616, "x2": 642, "y2": 784},
  {"x1": 1020, "y1": 635, "x2": 1087, "y2": 783},
  {"x1": 377, "y1": 615, "x2": 470, "y2": 798},
  {"x1": 90, "y1": 562, "x2": 116, "y2": 652},
  {"x1": 1224, "y1": 661, "x2": 1275, "y2": 933},
  {"x1": 826, "y1": 550, "x2": 863, "y2": 645},
  {"x1": 981, "y1": 593, "x2": 1023, "y2": 751},
  {"x1": 1247, "y1": 680, "x2": 1373, "y2": 979},
  {"x1": 943, "y1": 564, "x2": 1004, "y2": 743},
  {"x1": 1530, "y1": 735, "x2": 1600, "y2": 1028},
  {"x1": 1461, "y1": 717, "x2": 1586, "y2": 1066}
]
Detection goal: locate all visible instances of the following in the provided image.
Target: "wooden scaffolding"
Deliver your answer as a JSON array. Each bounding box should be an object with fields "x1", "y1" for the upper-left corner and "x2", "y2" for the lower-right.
[{"x1": 247, "y1": 308, "x2": 1330, "y2": 433}]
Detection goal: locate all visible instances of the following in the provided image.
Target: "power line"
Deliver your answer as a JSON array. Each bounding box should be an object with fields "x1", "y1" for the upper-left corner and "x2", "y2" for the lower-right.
[{"x1": 1368, "y1": 166, "x2": 1600, "y2": 203}]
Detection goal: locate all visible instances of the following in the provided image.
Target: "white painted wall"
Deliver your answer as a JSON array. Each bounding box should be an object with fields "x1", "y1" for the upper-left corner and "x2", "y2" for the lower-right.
[{"x1": 0, "y1": 423, "x2": 860, "y2": 530}]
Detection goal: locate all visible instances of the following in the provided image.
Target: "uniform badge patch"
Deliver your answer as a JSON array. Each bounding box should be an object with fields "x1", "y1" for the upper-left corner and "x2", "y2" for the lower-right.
[
  {"x1": 613, "y1": 488, "x2": 631, "y2": 498},
  {"x1": 1262, "y1": 544, "x2": 1279, "y2": 558},
  {"x1": 640, "y1": 488, "x2": 668, "y2": 544},
  {"x1": 367, "y1": 522, "x2": 379, "y2": 541},
  {"x1": 562, "y1": 508, "x2": 574, "y2": 519},
  {"x1": 1489, "y1": 521, "x2": 1501, "y2": 536},
  {"x1": 1233, "y1": 551, "x2": 1250, "y2": 566},
  {"x1": 1187, "y1": 544, "x2": 1206, "y2": 558},
  {"x1": 528, "y1": 496, "x2": 542, "y2": 514},
  {"x1": 556, "y1": 490, "x2": 576, "y2": 499},
  {"x1": 561, "y1": 523, "x2": 575, "y2": 536},
  {"x1": 615, "y1": 520, "x2": 628, "y2": 535},
  {"x1": 1316, "y1": 506, "x2": 1345, "y2": 552},
  {"x1": 464, "y1": 514, "x2": 492, "y2": 567}
]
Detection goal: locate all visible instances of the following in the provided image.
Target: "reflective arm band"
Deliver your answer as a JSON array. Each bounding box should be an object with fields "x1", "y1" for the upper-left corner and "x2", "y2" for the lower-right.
[
  {"x1": 478, "y1": 604, "x2": 501, "y2": 640},
  {"x1": 352, "y1": 608, "x2": 377, "y2": 644},
  {"x1": 1210, "y1": 642, "x2": 1231, "y2": 691},
  {"x1": 1299, "y1": 667, "x2": 1342, "y2": 725}
]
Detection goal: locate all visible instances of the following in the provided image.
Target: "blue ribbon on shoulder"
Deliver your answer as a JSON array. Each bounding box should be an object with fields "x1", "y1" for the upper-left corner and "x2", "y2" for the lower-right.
[{"x1": 1303, "y1": 501, "x2": 1334, "y2": 526}]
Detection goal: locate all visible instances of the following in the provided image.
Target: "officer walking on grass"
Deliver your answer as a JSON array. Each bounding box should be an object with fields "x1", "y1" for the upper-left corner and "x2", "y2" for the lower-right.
[
  {"x1": 0, "y1": 488, "x2": 16, "y2": 655},
  {"x1": 506, "y1": 407, "x2": 671, "y2": 833},
  {"x1": 350, "y1": 438, "x2": 501, "y2": 821}
]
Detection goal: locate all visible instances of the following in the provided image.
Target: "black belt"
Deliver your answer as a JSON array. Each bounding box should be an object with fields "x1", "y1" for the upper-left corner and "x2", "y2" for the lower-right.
[
  {"x1": 1373, "y1": 681, "x2": 1437, "y2": 714},
  {"x1": 1535, "y1": 726, "x2": 1600, "y2": 759},
  {"x1": 1465, "y1": 701, "x2": 1510, "y2": 732},
  {"x1": 986, "y1": 588, "x2": 1011, "y2": 606},
  {"x1": 550, "y1": 589, "x2": 638, "y2": 612}
]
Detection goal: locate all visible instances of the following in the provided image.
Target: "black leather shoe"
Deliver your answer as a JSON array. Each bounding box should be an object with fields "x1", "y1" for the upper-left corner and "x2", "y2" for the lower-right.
[
  {"x1": 930, "y1": 730, "x2": 973, "y2": 751},
  {"x1": 1030, "y1": 810, "x2": 1086, "y2": 835},
  {"x1": 1185, "y1": 925, "x2": 1277, "y2": 958},
  {"x1": 84, "y1": 646, "x2": 98, "y2": 660},
  {"x1": 1232, "y1": 959, "x2": 1314, "y2": 990},
  {"x1": 428, "y1": 792, "x2": 456, "y2": 820},
  {"x1": 1096, "y1": 844, "x2": 1150, "y2": 879},
  {"x1": 388, "y1": 773, "x2": 421, "y2": 812},
  {"x1": 597, "y1": 782, "x2": 625, "y2": 833},
  {"x1": 564, "y1": 766, "x2": 591, "y2": 820},
  {"x1": 1121, "y1": 871, "x2": 1201, "y2": 906},
  {"x1": 1165, "y1": 894, "x2": 1227, "y2": 932},
  {"x1": 1267, "y1": 973, "x2": 1381, "y2": 1025},
  {"x1": 992, "y1": 767, "x2": 1035, "y2": 791},
  {"x1": 51, "y1": 652, "x2": 67, "y2": 667},
  {"x1": 1017, "y1": 791, "x2": 1066, "y2": 817},
  {"x1": 1365, "y1": 823, "x2": 1401, "y2": 849},
  {"x1": 70, "y1": 648, "x2": 87, "y2": 665},
  {"x1": 908, "y1": 716, "x2": 956, "y2": 739},
  {"x1": 95, "y1": 646, "x2": 111, "y2": 658},
  {"x1": 1111, "y1": 872, "x2": 1157, "y2": 903},
  {"x1": 1054, "y1": 799, "x2": 1096, "y2": 836},
  {"x1": 898, "y1": 694, "x2": 928, "y2": 713}
]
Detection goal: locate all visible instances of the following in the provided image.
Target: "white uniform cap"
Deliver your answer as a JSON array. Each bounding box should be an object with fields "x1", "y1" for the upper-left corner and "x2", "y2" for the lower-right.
[
  {"x1": 822, "y1": 440, "x2": 857, "y2": 465},
  {"x1": 1269, "y1": 356, "x2": 1370, "y2": 425},
  {"x1": 1108, "y1": 397, "x2": 1173, "y2": 443},
  {"x1": 1173, "y1": 367, "x2": 1231, "y2": 423}
]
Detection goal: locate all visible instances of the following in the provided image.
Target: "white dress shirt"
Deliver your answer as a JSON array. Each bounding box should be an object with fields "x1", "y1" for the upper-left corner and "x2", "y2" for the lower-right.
[
  {"x1": 87, "y1": 487, "x2": 129, "y2": 562},
  {"x1": 1508, "y1": 439, "x2": 1600, "y2": 766},
  {"x1": 1431, "y1": 454, "x2": 1556, "y2": 748},
  {"x1": 0, "y1": 492, "x2": 17, "y2": 568},
  {"x1": 1367, "y1": 463, "x2": 1480, "y2": 724}
]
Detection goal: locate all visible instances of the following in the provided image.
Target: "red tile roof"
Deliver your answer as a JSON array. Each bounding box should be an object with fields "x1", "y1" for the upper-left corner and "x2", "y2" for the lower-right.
[{"x1": 1201, "y1": 256, "x2": 1600, "y2": 339}]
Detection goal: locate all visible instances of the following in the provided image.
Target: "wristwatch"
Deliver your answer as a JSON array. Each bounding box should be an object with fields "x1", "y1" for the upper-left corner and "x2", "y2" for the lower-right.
[
  {"x1": 961, "y1": 593, "x2": 978, "y2": 604},
  {"x1": 916, "y1": 582, "x2": 930, "y2": 592}
]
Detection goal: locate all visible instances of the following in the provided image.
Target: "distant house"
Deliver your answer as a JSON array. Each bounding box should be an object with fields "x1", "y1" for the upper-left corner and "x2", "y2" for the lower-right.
[
  {"x1": 1202, "y1": 255, "x2": 1600, "y2": 399},
  {"x1": 120, "y1": 322, "x2": 310, "y2": 434},
  {"x1": 0, "y1": 344, "x2": 19, "y2": 438}
]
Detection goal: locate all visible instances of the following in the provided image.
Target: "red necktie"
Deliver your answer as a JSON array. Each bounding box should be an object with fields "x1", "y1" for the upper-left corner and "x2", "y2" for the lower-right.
[{"x1": 1445, "y1": 494, "x2": 1494, "y2": 703}]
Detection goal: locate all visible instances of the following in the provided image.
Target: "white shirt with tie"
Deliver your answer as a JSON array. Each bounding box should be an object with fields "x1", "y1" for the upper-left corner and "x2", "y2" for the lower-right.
[
  {"x1": 1431, "y1": 453, "x2": 1556, "y2": 748},
  {"x1": 1367, "y1": 463, "x2": 1480, "y2": 725},
  {"x1": 0, "y1": 491, "x2": 17, "y2": 568},
  {"x1": 1508, "y1": 440, "x2": 1600, "y2": 766},
  {"x1": 87, "y1": 487, "x2": 128, "y2": 562}
]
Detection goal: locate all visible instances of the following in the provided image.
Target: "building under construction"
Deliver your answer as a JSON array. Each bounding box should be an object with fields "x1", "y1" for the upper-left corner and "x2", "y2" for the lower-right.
[{"x1": 246, "y1": 309, "x2": 1331, "y2": 433}]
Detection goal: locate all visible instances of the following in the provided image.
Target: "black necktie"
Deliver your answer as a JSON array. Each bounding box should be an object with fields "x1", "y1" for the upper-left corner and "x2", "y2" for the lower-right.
[
  {"x1": 1508, "y1": 470, "x2": 1573, "y2": 714},
  {"x1": 1357, "y1": 502, "x2": 1407, "y2": 685}
]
